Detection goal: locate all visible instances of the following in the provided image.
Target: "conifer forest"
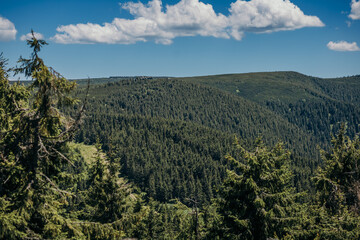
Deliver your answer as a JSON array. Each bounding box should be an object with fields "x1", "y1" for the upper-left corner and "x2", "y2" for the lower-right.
[{"x1": 1, "y1": 36, "x2": 360, "y2": 240}]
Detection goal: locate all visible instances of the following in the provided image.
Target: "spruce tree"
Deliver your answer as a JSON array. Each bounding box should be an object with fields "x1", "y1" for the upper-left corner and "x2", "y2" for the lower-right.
[
  {"x1": 86, "y1": 141, "x2": 131, "y2": 223},
  {"x1": 303, "y1": 124, "x2": 360, "y2": 239},
  {"x1": 0, "y1": 32, "x2": 82, "y2": 238},
  {"x1": 314, "y1": 123, "x2": 360, "y2": 214},
  {"x1": 217, "y1": 138, "x2": 299, "y2": 240}
]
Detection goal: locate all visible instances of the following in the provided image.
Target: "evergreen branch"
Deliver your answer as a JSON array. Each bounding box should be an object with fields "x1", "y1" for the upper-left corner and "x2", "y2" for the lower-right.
[
  {"x1": 39, "y1": 172, "x2": 73, "y2": 197},
  {"x1": 50, "y1": 146, "x2": 75, "y2": 167},
  {"x1": 44, "y1": 80, "x2": 88, "y2": 144}
]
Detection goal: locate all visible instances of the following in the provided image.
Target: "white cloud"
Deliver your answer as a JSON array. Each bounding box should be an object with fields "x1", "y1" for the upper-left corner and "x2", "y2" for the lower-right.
[
  {"x1": 52, "y1": 0, "x2": 324, "y2": 44},
  {"x1": 20, "y1": 32, "x2": 44, "y2": 41},
  {"x1": 228, "y1": 0, "x2": 324, "y2": 40},
  {"x1": 53, "y1": 0, "x2": 228, "y2": 44},
  {"x1": 0, "y1": 16, "x2": 17, "y2": 41},
  {"x1": 327, "y1": 41, "x2": 360, "y2": 52},
  {"x1": 349, "y1": 0, "x2": 360, "y2": 20}
]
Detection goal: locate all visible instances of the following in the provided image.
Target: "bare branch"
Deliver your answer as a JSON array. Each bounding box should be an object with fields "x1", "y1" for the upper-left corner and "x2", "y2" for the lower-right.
[
  {"x1": 39, "y1": 172, "x2": 73, "y2": 198},
  {"x1": 38, "y1": 136, "x2": 50, "y2": 156},
  {"x1": 50, "y1": 146, "x2": 75, "y2": 167},
  {"x1": 25, "y1": 180, "x2": 34, "y2": 191}
]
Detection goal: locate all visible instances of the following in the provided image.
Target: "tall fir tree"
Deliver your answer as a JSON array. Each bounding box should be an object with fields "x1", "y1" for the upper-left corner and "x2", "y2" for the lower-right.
[
  {"x1": 303, "y1": 124, "x2": 360, "y2": 239},
  {"x1": 216, "y1": 138, "x2": 300, "y2": 240},
  {"x1": 314, "y1": 123, "x2": 360, "y2": 214},
  {"x1": 0, "y1": 31, "x2": 82, "y2": 239}
]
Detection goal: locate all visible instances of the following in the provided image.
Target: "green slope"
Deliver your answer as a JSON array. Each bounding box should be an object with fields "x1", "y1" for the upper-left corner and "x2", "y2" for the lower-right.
[
  {"x1": 313, "y1": 75, "x2": 360, "y2": 104},
  {"x1": 71, "y1": 72, "x2": 359, "y2": 202},
  {"x1": 79, "y1": 78, "x2": 316, "y2": 158},
  {"x1": 178, "y1": 72, "x2": 360, "y2": 104},
  {"x1": 77, "y1": 113, "x2": 236, "y2": 203},
  {"x1": 71, "y1": 77, "x2": 323, "y2": 202},
  {"x1": 179, "y1": 71, "x2": 360, "y2": 143},
  {"x1": 179, "y1": 72, "x2": 325, "y2": 103}
]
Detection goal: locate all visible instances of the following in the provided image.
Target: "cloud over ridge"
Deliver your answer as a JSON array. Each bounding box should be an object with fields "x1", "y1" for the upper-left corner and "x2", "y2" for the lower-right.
[
  {"x1": 0, "y1": 16, "x2": 17, "y2": 41},
  {"x1": 52, "y1": 0, "x2": 324, "y2": 44},
  {"x1": 327, "y1": 41, "x2": 360, "y2": 52}
]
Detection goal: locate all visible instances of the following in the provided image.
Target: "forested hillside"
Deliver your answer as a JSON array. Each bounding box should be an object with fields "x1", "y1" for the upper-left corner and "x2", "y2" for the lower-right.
[
  {"x1": 180, "y1": 71, "x2": 360, "y2": 144},
  {"x1": 69, "y1": 71, "x2": 360, "y2": 205},
  {"x1": 74, "y1": 77, "x2": 321, "y2": 196},
  {"x1": 1, "y1": 37, "x2": 360, "y2": 239},
  {"x1": 73, "y1": 72, "x2": 360, "y2": 197},
  {"x1": 179, "y1": 72, "x2": 360, "y2": 104},
  {"x1": 78, "y1": 113, "x2": 235, "y2": 203}
]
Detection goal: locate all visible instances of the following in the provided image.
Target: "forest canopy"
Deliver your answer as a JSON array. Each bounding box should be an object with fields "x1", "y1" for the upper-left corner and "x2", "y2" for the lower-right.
[{"x1": 1, "y1": 35, "x2": 360, "y2": 239}]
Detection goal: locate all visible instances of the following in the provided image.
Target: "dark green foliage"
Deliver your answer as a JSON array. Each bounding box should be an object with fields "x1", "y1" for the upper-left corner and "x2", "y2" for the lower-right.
[
  {"x1": 85, "y1": 142, "x2": 136, "y2": 224},
  {"x1": 78, "y1": 113, "x2": 234, "y2": 204},
  {"x1": 179, "y1": 72, "x2": 322, "y2": 103},
  {"x1": 72, "y1": 71, "x2": 359, "y2": 201},
  {"x1": 180, "y1": 71, "x2": 360, "y2": 153},
  {"x1": 0, "y1": 35, "x2": 148, "y2": 239},
  {"x1": 0, "y1": 53, "x2": 29, "y2": 137},
  {"x1": 291, "y1": 125, "x2": 360, "y2": 240},
  {"x1": 2, "y1": 36, "x2": 360, "y2": 239},
  {"x1": 290, "y1": 204, "x2": 360, "y2": 240},
  {"x1": 13, "y1": 30, "x2": 48, "y2": 78},
  {"x1": 74, "y1": 76, "x2": 319, "y2": 198},
  {"x1": 313, "y1": 75, "x2": 360, "y2": 105},
  {"x1": 180, "y1": 71, "x2": 360, "y2": 105},
  {"x1": 216, "y1": 138, "x2": 300, "y2": 240},
  {"x1": 78, "y1": 77, "x2": 316, "y2": 160},
  {"x1": 1, "y1": 35, "x2": 79, "y2": 238},
  {"x1": 70, "y1": 70, "x2": 359, "y2": 210},
  {"x1": 64, "y1": 142, "x2": 148, "y2": 239},
  {"x1": 132, "y1": 199, "x2": 218, "y2": 240},
  {"x1": 314, "y1": 124, "x2": 360, "y2": 214},
  {"x1": 265, "y1": 100, "x2": 360, "y2": 146}
]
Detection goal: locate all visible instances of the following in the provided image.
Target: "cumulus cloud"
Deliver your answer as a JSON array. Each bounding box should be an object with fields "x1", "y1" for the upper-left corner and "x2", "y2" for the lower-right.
[
  {"x1": 52, "y1": 0, "x2": 228, "y2": 44},
  {"x1": 0, "y1": 16, "x2": 17, "y2": 41},
  {"x1": 349, "y1": 0, "x2": 360, "y2": 20},
  {"x1": 52, "y1": 0, "x2": 324, "y2": 44},
  {"x1": 20, "y1": 32, "x2": 44, "y2": 41},
  {"x1": 228, "y1": 0, "x2": 324, "y2": 40},
  {"x1": 327, "y1": 41, "x2": 360, "y2": 52}
]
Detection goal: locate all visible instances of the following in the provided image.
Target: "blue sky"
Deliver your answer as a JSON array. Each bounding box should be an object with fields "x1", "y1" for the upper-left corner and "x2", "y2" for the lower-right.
[{"x1": 1, "y1": 0, "x2": 360, "y2": 79}]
